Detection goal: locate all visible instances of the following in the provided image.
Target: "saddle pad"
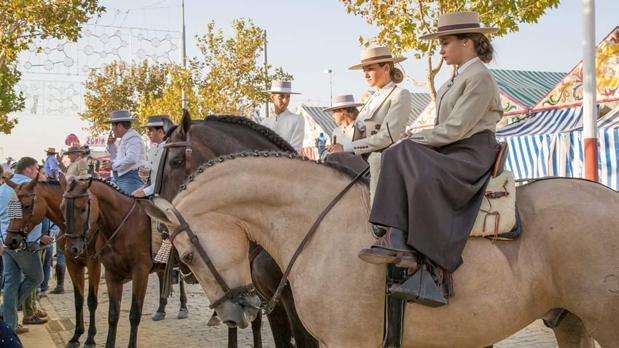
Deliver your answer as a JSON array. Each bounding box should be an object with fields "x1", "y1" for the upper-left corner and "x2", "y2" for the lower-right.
[
  {"x1": 470, "y1": 170, "x2": 517, "y2": 240},
  {"x1": 154, "y1": 239, "x2": 172, "y2": 264}
]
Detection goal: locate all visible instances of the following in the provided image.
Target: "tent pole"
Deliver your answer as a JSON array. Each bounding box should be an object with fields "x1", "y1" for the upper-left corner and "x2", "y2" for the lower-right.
[{"x1": 582, "y1": 0, "x2": 598, "y2": 181}]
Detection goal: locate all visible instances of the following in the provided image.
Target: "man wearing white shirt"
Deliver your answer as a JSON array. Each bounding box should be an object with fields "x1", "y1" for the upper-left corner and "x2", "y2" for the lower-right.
[
  {"x1": 261, "y1": 80, "x2": 305, "y2": 152},
  {"x1": 105, "y1": 110, "x2": 146, "y2": 194},
  {"x1": 132, "y1": 115, "x2": 172, "y2": 198}
]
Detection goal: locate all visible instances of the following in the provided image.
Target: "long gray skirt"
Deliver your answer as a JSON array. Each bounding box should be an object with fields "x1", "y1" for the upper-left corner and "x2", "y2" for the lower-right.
[{"x1": 369, "y1": 131, "x2": 499, "y2": 272}]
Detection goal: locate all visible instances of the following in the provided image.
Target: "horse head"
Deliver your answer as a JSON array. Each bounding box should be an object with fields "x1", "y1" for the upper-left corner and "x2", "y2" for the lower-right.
[
  {"x1": 4, "y1": 175, "x2": 46, "y2": 249},
  {"x1": 61, "y1": 177, "x2": 98, "y2": 257},
  {"x1": 138, "y1": 197, "x2": 261, "y2": 329}
]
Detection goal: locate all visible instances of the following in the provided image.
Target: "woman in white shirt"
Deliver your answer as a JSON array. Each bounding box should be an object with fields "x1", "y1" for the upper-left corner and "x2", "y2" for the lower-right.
[{"x1": 325, "y1": 95, "x2": 362, "y2": 151}]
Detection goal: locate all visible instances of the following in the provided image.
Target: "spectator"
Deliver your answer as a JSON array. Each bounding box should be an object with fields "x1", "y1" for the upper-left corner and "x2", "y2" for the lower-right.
[
  {"x1": 0, "y1": 157, "x2": 53, "y2": 333},
  {"x1": 59, "y1": 146, "x2": 88, "y2": 178},
  {"x1": 43, "y1": 148, "x2": 60, "y2": 180}
]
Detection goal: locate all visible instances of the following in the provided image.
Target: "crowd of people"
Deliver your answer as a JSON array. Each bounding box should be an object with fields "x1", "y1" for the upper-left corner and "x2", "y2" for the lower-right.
[{"x1": 0, "y1": 10, "x2": 503, "y2": 340}]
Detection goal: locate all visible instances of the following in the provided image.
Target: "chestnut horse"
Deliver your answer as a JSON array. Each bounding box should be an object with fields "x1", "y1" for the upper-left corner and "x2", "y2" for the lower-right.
[
  {"x1": 155, "y1": 112, "x2": 318, "y2": 348},
  {"x1": 5, "y1": 178, "x2": 102, "y2": 348},
  {"x1": 142, "y1": 152, "x2": 619, "y2": 347}
]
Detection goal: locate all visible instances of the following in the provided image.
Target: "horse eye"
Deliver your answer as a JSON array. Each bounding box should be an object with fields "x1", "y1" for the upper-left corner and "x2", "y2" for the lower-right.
[
  {"x1": 171, "y1": 158, "x2": 184, "y2": 168},
  {"x1": 80, "y1": 207, "x2": 87, "y2": 214}
]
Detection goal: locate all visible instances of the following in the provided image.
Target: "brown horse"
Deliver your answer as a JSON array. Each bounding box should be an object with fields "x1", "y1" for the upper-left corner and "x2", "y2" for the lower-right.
[
  {"x1": 61, "y1": 177, "x2": 153, "y2": 348},
  {"x1": 142, "y1": 152, "x2": 619, "y2": 347},
  {"x1": 5, "y1": 177, "x2": 102, "y2": 348},
  {"x1": 156, "y1": 112, "x2": 318, "y2": 347}
]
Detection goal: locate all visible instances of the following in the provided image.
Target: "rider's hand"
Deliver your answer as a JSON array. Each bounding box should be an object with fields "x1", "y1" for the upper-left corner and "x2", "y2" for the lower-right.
[
  {"x1": 39, "y1": 235, "x2": 53, "y2": 246},
  {"x1": 107, "y1": 133, "x2": 116, "y2": 146},
  {"x1": 326, "y1": 143, "x2": 344, "y2": 153},
  {"x1": 132, "y1": 189, "x2": 146, "y2": 198}
]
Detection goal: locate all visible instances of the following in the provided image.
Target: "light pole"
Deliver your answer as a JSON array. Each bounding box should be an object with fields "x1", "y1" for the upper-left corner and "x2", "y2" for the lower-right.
[
  {"x1": 324, "y1": 69, "x2": 333, "y2": 106},
  {"x1": 582, "y1": 0, "x2": 598, "y2": 181},
  {"x1": 180, "y1": 0, "x2": 187, "y2": 111}
]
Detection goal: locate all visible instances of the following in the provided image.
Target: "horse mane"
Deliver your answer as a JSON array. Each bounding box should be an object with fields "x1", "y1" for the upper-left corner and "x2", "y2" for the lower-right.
[
  {"x1": 165, "y1": 115, "x2": 296, "y2": 153},
  {"x1": 78, "y1": 177, "x2": 135, "y2": 198},
  {"x1": 180, "y1": 150, "x2": 369, "y2": 191},
  {"x1": 38, "y1": 180, "x2": 61, "y2": 186}
]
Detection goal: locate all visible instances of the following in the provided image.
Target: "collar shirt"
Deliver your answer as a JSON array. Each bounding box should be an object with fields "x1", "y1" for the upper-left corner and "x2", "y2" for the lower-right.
[
  {"x1": 359, "y1": 81, "x2": 396, "y2": 121},
  {"x1": 44, "y1": 155, "x2": 59, "y2": 178},
  {"x1": 106, "y1": 128, "x2": 146, "y2": 176},
  {"x1": 0, "y1": 174, "x2": 42, "y2": 242},
  {"x1": 457, "y1": 57, "x2": 480, "y2": 76},
  {"x1": 141, "y1": 140, "x2": 166, "y2": 196},
  {"x1": 65, "y1": 157, "x2": 89, "y2": 178},
  {"x1": 261, "y1": 108, "x2": 305, "y2": 152}
]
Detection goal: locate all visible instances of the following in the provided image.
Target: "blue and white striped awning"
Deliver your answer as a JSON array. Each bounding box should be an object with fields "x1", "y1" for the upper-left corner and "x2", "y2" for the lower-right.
[
  {"x1": 499, "y1": 105, "x2": 619, "y2": 190},
  {"x1": 497, "y1": 107, "x2": 584, "y2": 136}
]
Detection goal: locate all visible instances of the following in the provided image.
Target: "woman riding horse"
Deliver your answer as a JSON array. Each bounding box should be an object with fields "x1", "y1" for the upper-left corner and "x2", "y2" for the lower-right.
[{"x1": 359, "y1": 11, "x2": 502, "y2": 305}]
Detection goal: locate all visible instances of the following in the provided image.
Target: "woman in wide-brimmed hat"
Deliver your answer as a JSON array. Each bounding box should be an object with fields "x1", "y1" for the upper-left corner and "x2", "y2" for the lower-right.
[
  {"x1": 359, "y1": 11, "x2": 503, "y2": 306},
  {"x1": 324, "y1": 95, "x2": 363, "y2": 151},
  {"x1": 330, "y1": 46, "x2": 413, "y2": 199}
]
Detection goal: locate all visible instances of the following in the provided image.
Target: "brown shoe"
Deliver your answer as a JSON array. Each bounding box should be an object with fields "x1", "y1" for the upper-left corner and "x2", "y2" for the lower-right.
[
  {"x1": 34, "y1": 309, "x2": 47, "y2": 318},
  {"x1": 23, "y1": 314, "x2": 48, "y2": 325},
  {"x1": 359, "y1": 228, "x2": 419, "y2": 268},
  {"x1": 15, "y1": 324, "x2": 29, "y2": 334}
]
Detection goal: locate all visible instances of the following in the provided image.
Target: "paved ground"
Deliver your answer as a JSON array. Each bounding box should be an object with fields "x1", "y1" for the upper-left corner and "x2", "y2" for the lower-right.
[{"x1": 21, "y1": 272, "x2": 581, "y2": 347}]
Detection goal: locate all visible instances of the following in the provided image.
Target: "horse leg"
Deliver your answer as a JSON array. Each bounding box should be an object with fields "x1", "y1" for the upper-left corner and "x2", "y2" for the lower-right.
[
  {"x1": 152, "y1": 271, "x2": 167, "y2": 321},
  {"x1": 84, "y1": 260, "x2": 101, "y2": 348},
  {"x1": 227, "y1": 327, "x2": 238, "y2": 348},
  {"x1": 128, "y1": 268, "x2": 149, "y2": 348},
  {"x1": 177, "y1": 276, "x2": 188, "y2": 319},
  {"x1": 104, "y1": 273, "x2": 123, "y2": 348},
  {"x1": 251, "y1": 310, "x2": 263, "y2": 348},
  {"x1": 65, "y1": 260, "x2": 85, "y2": 348},
  {"x1": 552, "y1": 312, "x2": 595, "y2": 348}
]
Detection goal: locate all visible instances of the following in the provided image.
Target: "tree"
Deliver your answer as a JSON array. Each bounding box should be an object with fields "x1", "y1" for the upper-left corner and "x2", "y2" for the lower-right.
[
  {"x1": 81, "y1": 60, "x2": 169, "y2": 134},
  {"x1": 340, "y1": 0, "x2": 560, "y2": 101},
  {"x1": 0, "y1": 0, "x2": 104, "y2": 134},
  {"x1": 81, "y1": 18, "x2": 293, "y2": 132},
  {"x1": 195, "y1": 18, "x2": 292, "y2": 116}
]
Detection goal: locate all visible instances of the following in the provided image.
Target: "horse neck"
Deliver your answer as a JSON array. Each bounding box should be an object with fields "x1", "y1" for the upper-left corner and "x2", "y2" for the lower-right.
[
  {"x1": 176, "y1": 158, "x2": 371, "y2": 270},
  {"x1": 37, "y1": 183, "x2": 65, "y2": 229},
  {"x1": 90, "y1": 182, "x2": 135, "y2": 234},
  {"x1": 199, "y1": 121, "x2": 285, "y2": 154}
]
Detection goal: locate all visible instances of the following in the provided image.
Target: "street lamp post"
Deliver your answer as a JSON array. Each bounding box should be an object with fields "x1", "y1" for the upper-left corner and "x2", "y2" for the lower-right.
[
  {"x1": 180, "y1": 0, "x2": 187, "y2": 111},
  {"x1": 324, "y1": 69, "x2": 333, "y2": 106}
]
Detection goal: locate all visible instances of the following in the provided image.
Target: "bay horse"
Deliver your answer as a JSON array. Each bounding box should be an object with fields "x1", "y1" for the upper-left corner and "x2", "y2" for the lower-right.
[
  {"x1": 141, "y1": 152, "x2": 619, "y2": 347},
  {"x1": 5, "y1": 177, "x2": 102, "y2": 348},
  {"x1": 155, "y1": 112, "x2": 318, "y2": 347},
  {"x1": 4, "y1": 176, "x2": 188, "y2": 347}
]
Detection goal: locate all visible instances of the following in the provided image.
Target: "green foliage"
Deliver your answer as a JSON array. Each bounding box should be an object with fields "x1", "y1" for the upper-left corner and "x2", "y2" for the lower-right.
[
  {"x1": 81, "y1": 18, "x2": 293, "y2": 133},
  {"x1": 340, "y1": 0, "x2": 560, "y2": 98},
  {"x1": 0, "y1": 0, "x2": 104, "y2": 134}
]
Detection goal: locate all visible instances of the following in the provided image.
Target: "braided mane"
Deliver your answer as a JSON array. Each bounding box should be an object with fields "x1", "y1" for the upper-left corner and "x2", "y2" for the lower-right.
[
  {"x1": 165, "y1": 115, "x2": 296, "y2": 153},
  {"x1": 180, "y1": 150, "x2": 369, "y2": 191},
  {"x1": 77, "y1": 177, "x2": 135, "y2": 197}
]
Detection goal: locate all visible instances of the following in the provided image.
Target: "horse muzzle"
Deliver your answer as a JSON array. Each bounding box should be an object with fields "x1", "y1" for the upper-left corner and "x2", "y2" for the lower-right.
[
  {"x1": 66, "y1": 240, "x2": 86, "y2": 258},
  {"x1": 4, "y1": 232, "x2": 25, "y2": 250},
  {"x1": 215, "y1": 294, "x2": 261, "y2": 329}
]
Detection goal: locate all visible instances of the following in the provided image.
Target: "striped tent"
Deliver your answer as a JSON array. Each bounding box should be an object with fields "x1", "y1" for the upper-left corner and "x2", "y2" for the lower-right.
[{"x1": 499, "y1": 105, "x2": 619, "y2": 190}]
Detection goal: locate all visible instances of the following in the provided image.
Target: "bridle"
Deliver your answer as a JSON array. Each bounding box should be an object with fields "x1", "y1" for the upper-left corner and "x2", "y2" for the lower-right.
[
  {"x1": 154, "y1": 131, "x2": 192, "y2": 195},
  {"x1": 6, "y1": 186, "x2": 37, "y2": 237},
  {"x1": 163, "y1": 161, "x2": 370, "y2": 312}
]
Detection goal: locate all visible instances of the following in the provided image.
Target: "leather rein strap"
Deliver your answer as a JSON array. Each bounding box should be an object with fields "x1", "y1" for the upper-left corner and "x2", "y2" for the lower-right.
[{"x1": 263, "y1": 165, "x2": 370, "y2": 314}]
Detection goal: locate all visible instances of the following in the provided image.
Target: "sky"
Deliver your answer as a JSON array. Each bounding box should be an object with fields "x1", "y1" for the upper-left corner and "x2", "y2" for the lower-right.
[{"x1": 1, "y1": 0, "x2": 618, "y2": 160}]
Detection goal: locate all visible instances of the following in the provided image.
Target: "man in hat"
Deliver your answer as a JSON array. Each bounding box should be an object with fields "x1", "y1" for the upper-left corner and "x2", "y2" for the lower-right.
[
  {"x1": 261, "y1": 80, "x2": 305, "y2": 152},
  {"x1": 59, "y1": 146, "x2": 89, "y2": 178},
  {"x1": 104, "y1": 110, "x2": 146, "y2": 194},
  {"x1": 132, "y1": 115, "x2": 172, "y2": 198},
  {"x1": 43, "y1": 147, "x2": 60, "y2": 180}
]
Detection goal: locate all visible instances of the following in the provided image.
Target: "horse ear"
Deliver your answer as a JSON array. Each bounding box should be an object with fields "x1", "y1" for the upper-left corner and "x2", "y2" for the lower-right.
[
  {"x1": 180, "y1": 109, "x2": 192, "y2": 137},
  {"x1": 138, "y1": 197, "x2": 181, "y2": 229}
]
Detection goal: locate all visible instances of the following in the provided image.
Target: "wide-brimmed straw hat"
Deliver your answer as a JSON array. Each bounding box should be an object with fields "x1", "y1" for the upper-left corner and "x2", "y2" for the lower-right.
[
  {"x1": 349, "y1": 46, "x2": 406, "y2": 70},
  {"x1": 44, "y1": 147, "x2": 58, "y2": 154},
  {"x1": 105, "y1": 110, "x2": 138, "y2": 123},
  {"x1": 144, "y1": 115, "x2": 171, "y2": 128},
  {"x1": 266, "y1": 80, "x2": 300, "y2": 95},
  {"x1": 419, "y1": 11, "x2": 498, "y2": 40},
  {"x1": 64, "y1": 146, "x2": 85, "y2": 155},
  {"x1": 324, "y1": 95, "x2": 364, "y2": 112}
]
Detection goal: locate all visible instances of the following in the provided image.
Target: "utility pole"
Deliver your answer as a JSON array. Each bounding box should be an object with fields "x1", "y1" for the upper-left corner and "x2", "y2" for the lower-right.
[
  {"x1": 582, "y1": 0, "x2": 598, "y2": 181},
  {"x1": 264, "y1": 29, "x2": 269, "y2": 119},
  {"x1": 326, "y1": 69, "x2": 333, "y2": 106},
  {"x1": 180, "y1": 0, "x2": 187, "y2": 111}
]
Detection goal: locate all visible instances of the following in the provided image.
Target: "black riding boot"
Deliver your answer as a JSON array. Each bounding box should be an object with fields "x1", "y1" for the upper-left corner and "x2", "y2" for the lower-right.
[{"x1": 50, "y1": 264, "x2": 65, "y2": 294}]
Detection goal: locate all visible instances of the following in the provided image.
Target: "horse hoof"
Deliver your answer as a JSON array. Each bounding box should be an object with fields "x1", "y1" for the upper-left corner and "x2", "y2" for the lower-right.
[
  {"x1": 177, "y1": 308, "x2": 189, "y2": 319},
  {"x1": 65, "y1": 342, "x2": 80, "y2": 348},
  {"x1": 207, "y1": 314, "x2": 221, "y2": 327},
  {"x1": 84, "y1": 343, "x2": 97, "y2": 348},
  {"x1": 151, "y1": 311, "x2": 166, "y2": 321}
]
